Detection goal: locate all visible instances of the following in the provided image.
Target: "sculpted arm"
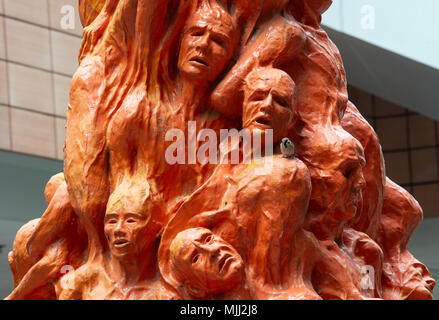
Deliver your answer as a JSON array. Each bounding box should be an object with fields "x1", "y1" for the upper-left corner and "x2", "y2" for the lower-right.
[
  {"x1": 64, "y1": 57, "x2": 111, "y2": 253},
  {"x1": 211, "y1": 14, "x2": 304, "y2": 116}
]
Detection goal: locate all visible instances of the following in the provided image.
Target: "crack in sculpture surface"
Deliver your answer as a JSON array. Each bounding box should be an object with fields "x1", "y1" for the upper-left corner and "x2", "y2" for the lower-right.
[{"x1": 5, "y1": 0, "x2": 435, "y2": 300}]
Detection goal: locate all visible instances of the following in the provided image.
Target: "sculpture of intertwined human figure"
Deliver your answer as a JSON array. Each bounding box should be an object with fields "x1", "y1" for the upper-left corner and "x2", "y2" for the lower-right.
[{"x1": 6, "y1": 0, "x2": 434, "y2": 300}]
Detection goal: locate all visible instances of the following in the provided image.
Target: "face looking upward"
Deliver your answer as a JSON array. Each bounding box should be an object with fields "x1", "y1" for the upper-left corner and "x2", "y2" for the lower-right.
[
  {"x1": 242, "y1": 68, "x2": 295, "y2": 144},
  {"x1": 170, "y1": 228, "x2": 243, "y2": 298},
  {"x1": 178, "y1": 6, "x2": 236, "y2": 84}
]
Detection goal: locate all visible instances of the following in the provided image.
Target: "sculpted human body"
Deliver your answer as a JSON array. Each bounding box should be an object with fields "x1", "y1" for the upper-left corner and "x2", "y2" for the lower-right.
[
  {"x1": 6, "y1": 174, "x2": 86, "y2": 300},
  {"x1": 159, "y1": 67, "x2": 320, "y2": 300},
  {"x1": 59, "y1": 182, "x2": 177, "y2": 300},
  {"x1": 7, "y1": 0, "x2": 434, "y2": 300},
  {"x1": 8, "y1": 1, "x2": 241, "y2": 299}
]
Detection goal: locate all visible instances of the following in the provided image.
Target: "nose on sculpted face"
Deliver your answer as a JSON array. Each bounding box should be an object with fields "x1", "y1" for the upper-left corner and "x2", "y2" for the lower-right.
[
  {"x1": 259, "y1": 95, "x2": 273, "y2": 112},
  {"x1": 355, "y1": 169, "x2": 366, "y2": 191},
  {"x1": 195, "y1": 33, "x2": 210, "y2": 51},
  {"x1": 113, "y1": 220, "x2": 127, "y2": 235}
]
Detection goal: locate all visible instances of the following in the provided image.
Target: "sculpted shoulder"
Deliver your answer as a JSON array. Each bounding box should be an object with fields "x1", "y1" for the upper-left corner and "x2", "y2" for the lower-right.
[
  {"x1": 273, "y1": 155, "x2": 311, "y2": 184},
  {"x1": 68, "y1": 55, "x2": 106, "y2": 114},
  {"x1": 248, "y1": 155, "x2": 311, "y2": 192}
]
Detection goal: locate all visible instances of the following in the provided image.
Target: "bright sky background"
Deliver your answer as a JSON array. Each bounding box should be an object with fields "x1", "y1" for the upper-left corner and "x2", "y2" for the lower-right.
[{"x1": 322, "y1": 0, "x2": 439, "y2": 70}]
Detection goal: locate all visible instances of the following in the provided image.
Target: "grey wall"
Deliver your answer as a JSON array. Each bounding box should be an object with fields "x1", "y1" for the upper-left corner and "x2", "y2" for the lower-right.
[
  {"x1": 0, "y1": 151, "x2": 63, "y2": 222},
  {"x1": 0, "y1": 150, "x2": 62, "y2": 298}
]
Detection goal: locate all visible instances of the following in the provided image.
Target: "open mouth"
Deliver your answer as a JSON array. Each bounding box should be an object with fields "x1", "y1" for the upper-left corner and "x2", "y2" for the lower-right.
[
  {"x1": 113, "y1": 239, "x2": 130, "y2": 248},
  {"x1": 254, "y1": 115, "x2": 271, "y2": 126},
  {"x1": 190, "y1": 57, "x2": 209, "y2": 67},
  {"x1": 218, "y1": 254, "x2": 233, "y2": 274}
]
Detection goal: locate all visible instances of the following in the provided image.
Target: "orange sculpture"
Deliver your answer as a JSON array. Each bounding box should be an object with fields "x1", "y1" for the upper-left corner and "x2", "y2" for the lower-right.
[{"x1": 6, "y1": 0, "x2": 435, "y2": 300}]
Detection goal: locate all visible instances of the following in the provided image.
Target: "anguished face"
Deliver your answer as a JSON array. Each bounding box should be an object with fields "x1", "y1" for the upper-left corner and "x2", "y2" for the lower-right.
[
  {"x1": 178, "y1": 5, "x2": 236, "y2": 84},
  {"x1": 170, "y1": 228, "x2": 243, "y2": 297},
  {"x1": 104, "y1": 187, "x2": 160, "y2": 262},
  {"x1": 308, "y1": 134, "x2": 366, "y2": 221},
  {"x1": 404, "y1": 261, "x2": 436, "y2": 300},
  {"x1": 104, "y1": 210, "x2": 148, "y2": 260},
  {"x1": 242, "y1": 68, "x2": 295, "y2": 144}
]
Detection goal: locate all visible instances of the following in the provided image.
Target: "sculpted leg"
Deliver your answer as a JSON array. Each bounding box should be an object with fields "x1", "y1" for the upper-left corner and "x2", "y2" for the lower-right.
[
  {"x1": 27, "y1": 180, "x2": 76, "y2": 261},
  {"x1": 6, "y1": 242, "x2": 68, "y2": 300},
  {"x1": 7, "y1": 174, "x2": 86, "y2": 300},
  {"x1": 64, "y1": 56, "x2": 112, "y2": 261}
]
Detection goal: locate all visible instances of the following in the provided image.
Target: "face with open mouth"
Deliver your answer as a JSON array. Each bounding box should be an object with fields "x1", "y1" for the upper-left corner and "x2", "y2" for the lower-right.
[
  {"x1": 178, "y1": 6, "x2": 236, "y2": 84},
  {"x1": 404, "y1": 261, "x2": 436, "y2": 300},
  {"x1": 170, "y1": 227, "x2": 243, "y2": 297},
  {"x1": 309, "y1": 134, "x2": 366, "y2": 222},
  {"x1": 104, "y1": 210, "x2": 148, "y2": 261},
  {"x1": 242, "y1": 68, "x2": 295, "y2": 144}
]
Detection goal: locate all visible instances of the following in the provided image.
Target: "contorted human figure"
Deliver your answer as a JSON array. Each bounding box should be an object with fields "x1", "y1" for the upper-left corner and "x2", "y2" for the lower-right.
[
  {"x1": 11, "y1": 0, "x2": 242, "y2": 300},
  {"x1": 210, "y1": 0, "x2": 434, "y2": 299},
  {"x1": 6, "y1": 173, "x2": 86, "y2": 300},
  {"x1": 106, "y1": 0, "x2": 241, "y2": 206},
  {"x1": 59, "y1": 181, "x2": 176, "y2": 300},
  {"x1": 160, "y1": 66, "x2": 321, "y2": 300},
  {"x1": 7, "y1": 0, "x2": 435, "y2": 300},
  {"x1": 377, "y1": 178, "x2": 435, "y2": 300}
]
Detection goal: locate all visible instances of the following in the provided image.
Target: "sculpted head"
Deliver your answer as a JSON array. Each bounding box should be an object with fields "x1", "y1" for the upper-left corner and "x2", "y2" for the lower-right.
[
  {"x1": 287, "y1": 0, "x2": 332, "y2": 23},
  {"x1": 306, "y1": 0, "x2": 332, "y2": 14},
  {"x1": 169, "y1": 227, "x2": 243, "y2": 298},
  {"x1": 306, "y1": 131, "x2": 366, "y2": 221},
  {"x1": 291, "y1": 0, "x2": 332, "y2": 15},
  {"x1": 178, "y1": 1, "x2": 238, "y2": 84},
  {"x1": 104, "y1": 183, "x2": 164, "y2": 262},
  {"x1": 242, "y1": 67, "x2": 296, "y2": 144},
  {"x1": 404, "y1": 260, "x2": 436, "y2": 300}
]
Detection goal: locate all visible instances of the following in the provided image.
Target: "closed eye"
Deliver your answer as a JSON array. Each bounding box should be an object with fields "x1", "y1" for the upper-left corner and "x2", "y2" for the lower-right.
[
  {"x1": 192, "y1": 31, "x2": 204, "y2": 37},
  {"x1": 249, "y1": 91, "x2": 266, "y2": 102},
  {"x1": 192, "y1": 253, "x2": 200, "y2": 264},
  {"x1": 203, "y1": 234, "x2": 213, "y2": 244},
  {"x1": 274, "y1": 96, "x2": 290, "y2": 109},
  {"x1": 212, "y1": 36, "x2": 225, "y2": 48},
  {"x1": 343, "y1": 166, "x2": 353, "y2": 179}
]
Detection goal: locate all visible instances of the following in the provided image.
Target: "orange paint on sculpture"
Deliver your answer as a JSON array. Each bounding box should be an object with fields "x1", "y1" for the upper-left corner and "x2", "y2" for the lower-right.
[{"x1": 6, "y1": 0, "x2": 434, "y2": 300}]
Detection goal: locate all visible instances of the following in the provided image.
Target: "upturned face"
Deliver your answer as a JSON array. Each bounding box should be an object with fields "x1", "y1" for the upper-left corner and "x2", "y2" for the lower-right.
[
  {"x1": 104, "y1": 209, "x2": 150, "y2": 261},
  {"x1": 310, "y1": 136, "x2": 366, "y2": 221},
  {"x1": 404, "y1": 261, "x2": 436, "y2": 300},
  {"x1": 178, "y1": 10, "x2": 235, "y2": 84},
  {"x1": 242, "y1": 69, "x2": 295, "y2": 144},
  {"x1": 170, "y1": 228, "x2": 243, "y2": 297}
]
